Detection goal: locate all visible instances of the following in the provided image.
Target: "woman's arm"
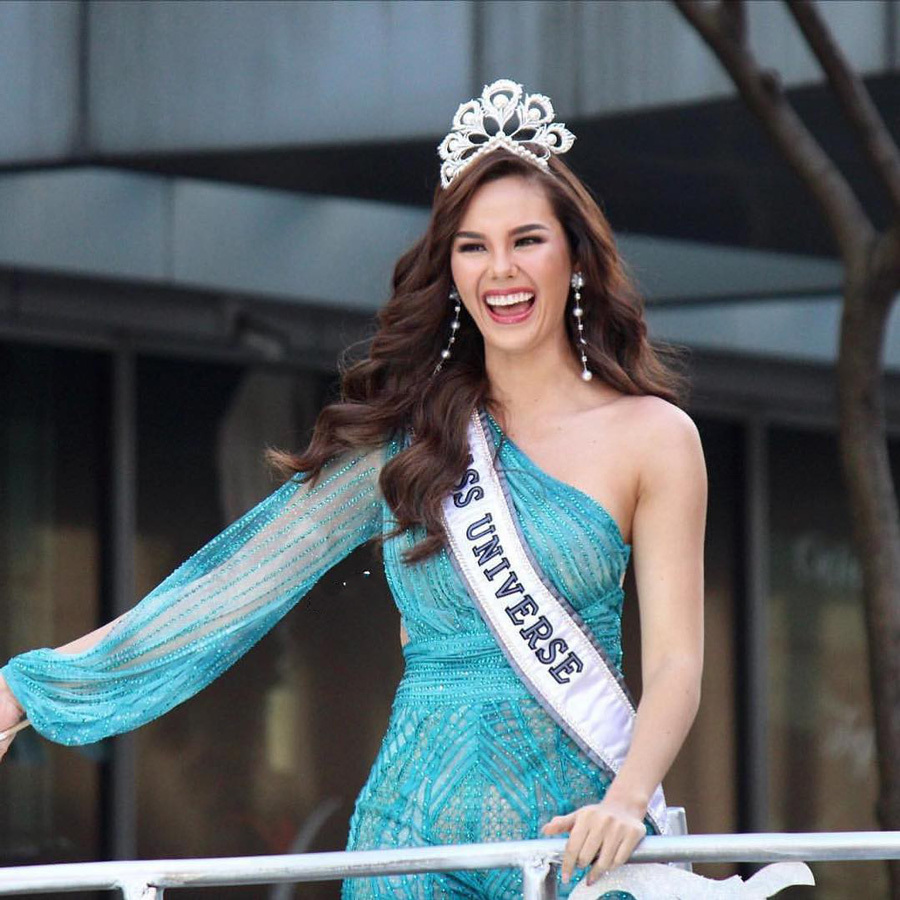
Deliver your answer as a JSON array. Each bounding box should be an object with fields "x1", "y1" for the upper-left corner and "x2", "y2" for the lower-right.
[
  {"x1": 0, "y1": 442, "x2": 389, "y2": 749},
  {"x1": 0, "y1": 609, "x2": 132, "y2": 757},
  {"x1": 543, "y1": 400, "x2": 707, "y2": 884},
  {"x1": 0, "y1": 672, "x2": 25, "y2": 761},
  {"x1": 53, "y1": 614, "x2": 126, "y2": 656},
  {"x1": 0, "y1": 613, "x2": 128, "y2": 759}
]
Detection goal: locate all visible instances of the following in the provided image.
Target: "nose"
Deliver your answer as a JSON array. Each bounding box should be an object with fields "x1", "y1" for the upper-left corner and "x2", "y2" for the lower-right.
[{"x1": 488, "y1": 248, "x2": 518, "y2": 279}]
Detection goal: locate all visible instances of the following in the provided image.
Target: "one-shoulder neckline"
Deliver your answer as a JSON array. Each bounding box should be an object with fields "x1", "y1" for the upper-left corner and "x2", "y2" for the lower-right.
[{"x1": 483, "y1": 411, "x2": 631, "y2": 552}]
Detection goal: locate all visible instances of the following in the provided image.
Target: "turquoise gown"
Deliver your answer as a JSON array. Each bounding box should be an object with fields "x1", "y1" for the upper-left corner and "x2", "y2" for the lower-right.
[{"x1": 2, "y1": 415, "x2": 644, "y2": 899}]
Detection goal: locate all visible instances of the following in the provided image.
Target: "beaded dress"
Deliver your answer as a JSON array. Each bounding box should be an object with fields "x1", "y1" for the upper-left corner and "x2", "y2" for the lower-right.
[{"x1": 2, "y1": 415, "x2": 642, "y2": 900}]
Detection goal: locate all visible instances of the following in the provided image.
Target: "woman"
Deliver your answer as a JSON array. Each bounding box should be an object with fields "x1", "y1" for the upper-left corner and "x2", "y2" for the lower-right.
[{"x1": 0, "y1": 80, "x2": 705, "y2": 898}]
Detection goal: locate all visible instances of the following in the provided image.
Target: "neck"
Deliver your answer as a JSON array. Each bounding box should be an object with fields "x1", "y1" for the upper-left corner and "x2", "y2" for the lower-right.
[{"x1": 484, "y1": 339, "x2": 591, "y2": 428}]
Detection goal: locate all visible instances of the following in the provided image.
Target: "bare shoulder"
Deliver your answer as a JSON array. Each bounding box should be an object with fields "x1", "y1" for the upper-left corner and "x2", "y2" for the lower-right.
[
  {"x1": 611, "y1": 395, "x2": 705, "y2": 484},
  {"x1": 611, "y1": 394, "x2": 700, "y2": 443}
]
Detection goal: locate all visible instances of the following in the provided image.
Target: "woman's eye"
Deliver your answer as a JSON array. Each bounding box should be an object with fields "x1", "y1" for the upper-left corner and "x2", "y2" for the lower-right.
[{"x1": 456, "y1": 236, "x2": 541, "y2": 252}]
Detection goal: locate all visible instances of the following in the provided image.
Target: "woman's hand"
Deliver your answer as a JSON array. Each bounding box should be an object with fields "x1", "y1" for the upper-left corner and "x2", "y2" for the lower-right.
[
  {"x1": 0, "y1": 672, "x2": 25, "y2": 763},
  {"x1": 541, "y1": 795, "x2": 647, "y2": 885}
]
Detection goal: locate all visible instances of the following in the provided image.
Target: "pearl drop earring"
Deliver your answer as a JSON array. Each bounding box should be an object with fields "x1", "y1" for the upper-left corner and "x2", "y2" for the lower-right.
[
  {"x1": 571, "y1": 272, "x2": 592, "y2": 381},
  {"x1": 434, "y1": 286, "x2": 462, "y2": 374}
]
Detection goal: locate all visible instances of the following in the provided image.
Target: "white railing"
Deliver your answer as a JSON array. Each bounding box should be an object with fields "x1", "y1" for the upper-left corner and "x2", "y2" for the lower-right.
[{"x1": 1, "y1": 832, "x2": 900, "y2": 899}]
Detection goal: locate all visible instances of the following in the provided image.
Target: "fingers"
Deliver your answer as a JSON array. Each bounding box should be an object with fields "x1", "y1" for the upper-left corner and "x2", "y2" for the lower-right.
[
  {"x1": 560, "y1": 814, "x2": 590, "y2": 883},
  {"x1": 586, "y1": 831, "x2": 621, "y2": 885},
  {"x1": 541, "y1": 812, "x2": 575, "y2": 835},
  {"x1": 586, "y1": 821, "x2": 644, "y2": 885},
  {"x1": 0, "y1": 719, "x2": 28, "y2": 764},
  {"x1": 549, "y1": 805, "x2": 645, "y2": 886},
  {"x1": 613, "y1": 825, "x2": 644, "y2": 868}
]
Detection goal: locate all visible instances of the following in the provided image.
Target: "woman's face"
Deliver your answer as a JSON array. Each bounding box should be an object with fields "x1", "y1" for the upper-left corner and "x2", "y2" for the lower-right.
[{"x1": 450, "y1": 175, "x2": 574, "y2": 362}]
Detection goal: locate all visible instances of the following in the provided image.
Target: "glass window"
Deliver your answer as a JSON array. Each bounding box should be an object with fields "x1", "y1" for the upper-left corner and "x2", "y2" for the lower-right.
[
  {"x1": 768, "y1": 425, "x2": 890, "y2": 897},
  {"x1": 0, "y1": 344, "x2": 106, "y2": 894}
]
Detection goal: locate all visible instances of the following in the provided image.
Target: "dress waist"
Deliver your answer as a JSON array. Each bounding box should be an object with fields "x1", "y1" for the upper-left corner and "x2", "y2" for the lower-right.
[{"x1": 395, "y1": 633, "x2": 530, "y2": 705}]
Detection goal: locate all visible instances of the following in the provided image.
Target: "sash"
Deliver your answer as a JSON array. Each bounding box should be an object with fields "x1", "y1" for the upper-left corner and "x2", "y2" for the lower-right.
[{"x1": 441, "y1": 409, "x2": 667, "y2": 834}]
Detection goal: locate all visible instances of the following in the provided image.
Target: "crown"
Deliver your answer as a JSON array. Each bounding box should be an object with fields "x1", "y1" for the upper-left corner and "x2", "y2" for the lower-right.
[{"x1": 437, "y1": 79, "x2": 576, "y2": 189}]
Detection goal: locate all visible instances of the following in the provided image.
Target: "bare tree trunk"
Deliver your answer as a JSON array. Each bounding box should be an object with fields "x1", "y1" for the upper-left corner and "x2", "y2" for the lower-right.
[
  {"x1": 837, "y1": 232, "x2": 900, "y2": 890},
  {"x1": 671, "y1": 2, "x2": 900, "y2": 892}
]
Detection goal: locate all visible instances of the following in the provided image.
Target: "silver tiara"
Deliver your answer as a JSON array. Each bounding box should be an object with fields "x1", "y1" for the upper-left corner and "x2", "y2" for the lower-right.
[{"x1": 437, "y1": 79, "x2": 576, "y2": 189}]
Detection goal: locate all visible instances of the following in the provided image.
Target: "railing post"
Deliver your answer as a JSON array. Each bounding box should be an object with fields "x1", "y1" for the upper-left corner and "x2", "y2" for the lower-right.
[
  {"x1": 118, "y1": 882, "x2": 164, "y2": 900},
  {"x1": 665, "y1": 805, "x2": 692, "y2": 872},
  {"x1": 521, "y1": 860, "x2": 557, "y2": 900}
]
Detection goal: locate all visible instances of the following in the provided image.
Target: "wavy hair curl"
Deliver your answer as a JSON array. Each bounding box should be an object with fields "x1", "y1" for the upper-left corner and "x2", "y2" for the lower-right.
[{"x1": 272, "y1": 151, "x2": 686, "y2": 562}]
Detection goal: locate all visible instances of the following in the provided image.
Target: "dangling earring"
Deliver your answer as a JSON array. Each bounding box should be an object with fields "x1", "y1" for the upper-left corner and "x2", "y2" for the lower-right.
[
  {"x1": 571, "y1": 272, "x2": 592, "y2": 381},
  {"x1": 434, "y1": 286, "x2": 462, "y2": 374}
]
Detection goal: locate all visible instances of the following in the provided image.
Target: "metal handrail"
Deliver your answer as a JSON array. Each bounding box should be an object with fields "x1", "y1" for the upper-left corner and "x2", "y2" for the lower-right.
[{"x1": 1, "y1": 832, "x2": 899, "y2": 899}]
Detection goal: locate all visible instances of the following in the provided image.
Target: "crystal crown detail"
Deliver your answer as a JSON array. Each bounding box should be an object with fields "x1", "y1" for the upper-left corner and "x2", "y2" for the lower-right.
[{"x1": 437, "y1": 79, "x2": 576, "y2": 188}]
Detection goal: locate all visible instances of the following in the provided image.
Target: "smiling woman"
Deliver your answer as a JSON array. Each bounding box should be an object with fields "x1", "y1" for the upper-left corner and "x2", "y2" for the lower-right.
[
  {"x1": 0, "y1": 80, "x2": 706, "y2": 900},
  {"x1": 274, "y1": 144, "x2": 690, "y2": 567}
]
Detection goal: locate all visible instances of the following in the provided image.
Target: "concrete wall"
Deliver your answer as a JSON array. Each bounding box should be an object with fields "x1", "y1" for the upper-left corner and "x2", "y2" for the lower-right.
[
  {"x1": 0, "y1": 0, "x2": 896, "y2": 164},
  {"x1": 0, "y1": 1, "x2": 82, "y2": 161},
  {"x1": 0, "y1": 169, "x2": 426, "y2": 308},
  {"x1": 87, "y1": 0, "x2": 473, "y2": 153}
]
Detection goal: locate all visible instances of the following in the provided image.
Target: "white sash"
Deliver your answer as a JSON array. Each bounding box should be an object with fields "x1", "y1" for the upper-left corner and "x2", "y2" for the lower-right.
[{"x1": 441, "y1": 410, "x2": 667, "y2": 834}]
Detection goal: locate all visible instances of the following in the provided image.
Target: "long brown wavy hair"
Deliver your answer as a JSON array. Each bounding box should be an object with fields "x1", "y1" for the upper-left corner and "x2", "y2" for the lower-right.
[{"x1": 272, "y1": 150, "x2": 686, "y2": 562}]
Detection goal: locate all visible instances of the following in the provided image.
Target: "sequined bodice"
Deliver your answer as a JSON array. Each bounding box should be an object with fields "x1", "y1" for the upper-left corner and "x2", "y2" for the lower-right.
[{"x1": 387, "y1": 419, "x2": 631, "y2": 706}]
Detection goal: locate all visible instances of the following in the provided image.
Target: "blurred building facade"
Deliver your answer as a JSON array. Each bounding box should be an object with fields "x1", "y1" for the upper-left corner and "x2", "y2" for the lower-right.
[{"x1": 1, "y1": 1, "x2": 900, "y2": 897}]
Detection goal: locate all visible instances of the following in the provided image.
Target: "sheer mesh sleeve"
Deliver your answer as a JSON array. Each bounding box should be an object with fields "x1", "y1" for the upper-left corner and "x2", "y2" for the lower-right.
[{"x1": 1, "y1": 443, "x2": 387, "y2": 746}]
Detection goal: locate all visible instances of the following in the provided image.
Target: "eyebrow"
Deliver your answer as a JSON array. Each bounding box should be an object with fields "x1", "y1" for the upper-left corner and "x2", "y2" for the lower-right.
[{"x1": 453, "y1": 223, "x2": 550, "y2": 240}]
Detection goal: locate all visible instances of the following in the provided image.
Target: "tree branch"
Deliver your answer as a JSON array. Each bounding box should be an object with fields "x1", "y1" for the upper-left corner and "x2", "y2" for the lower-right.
[
  {"x1": 716, "y1": 0, "x2": 746, "y2": 45},
  {"x1": 671, "y1": 0, "x2": 874, "y2": 262},
  {"x1": 787, "y1": 0, "x2": 900, "y2": 224}
]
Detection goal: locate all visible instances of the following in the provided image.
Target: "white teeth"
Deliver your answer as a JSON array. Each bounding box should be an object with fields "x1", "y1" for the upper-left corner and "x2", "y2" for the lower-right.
[{"x1": 484, "y1": 291, "x2": 535, "y2": 307}]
